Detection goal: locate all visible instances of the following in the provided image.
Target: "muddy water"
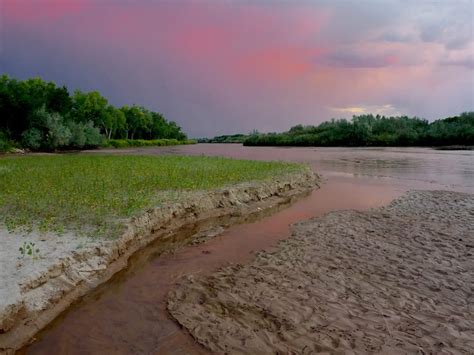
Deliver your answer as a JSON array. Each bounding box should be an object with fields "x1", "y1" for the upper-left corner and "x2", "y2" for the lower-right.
[{"x1": 24, "y1": 146, "x2": 473, "y2": 354}]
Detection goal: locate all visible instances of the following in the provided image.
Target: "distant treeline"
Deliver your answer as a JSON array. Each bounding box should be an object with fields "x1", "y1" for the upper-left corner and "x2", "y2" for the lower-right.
[
  {"x1": 0, "y1": 75, "x2": 187, "y2": 151},
  {"x1": 244, "y1": 113, "x2": 474, "y2": 147},
  {"x1": 198, "y1": 134, "x2": 248, "y2": 144},
  {"x1": 104, "y1": 139, "x2": 196, "y2": 148}
]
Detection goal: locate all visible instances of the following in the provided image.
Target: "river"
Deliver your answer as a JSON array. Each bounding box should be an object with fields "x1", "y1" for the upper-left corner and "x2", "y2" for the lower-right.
[{"x1": 22, "y1": 145, "x2": 473, "y2": 354}]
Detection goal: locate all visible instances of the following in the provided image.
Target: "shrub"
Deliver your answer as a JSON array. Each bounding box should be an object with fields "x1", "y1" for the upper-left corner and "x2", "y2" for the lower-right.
[
  {"x1": 83, "y1": 121, "x2": 103, "y2": 147},
  {"x1": 22, "y1": 128, "x2": 43, "y2": 150},
  {"x1": 44, "y1": 112, "x2": 72, "y2": 149},
  {"x1": 67, "y1": 121, "x2": 87, "y2": 148},
  {"x1": 107, "y1": 139, "x2": 129, "y2": 148},
  {"x1": 0, "y1": 132, "x2": 12, "y2": 152},
  {"x1": 66, "y1": 120, "x2": 102, "y2": 149}
]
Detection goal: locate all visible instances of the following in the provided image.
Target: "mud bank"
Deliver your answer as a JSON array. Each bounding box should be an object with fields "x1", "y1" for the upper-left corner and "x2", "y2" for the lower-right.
[
  {"x1": 168, "y1": 190, "x2": 474, "y2": 354},
  {"x1": 0, "y1": 170, "x2": 318, "y2": 354}
]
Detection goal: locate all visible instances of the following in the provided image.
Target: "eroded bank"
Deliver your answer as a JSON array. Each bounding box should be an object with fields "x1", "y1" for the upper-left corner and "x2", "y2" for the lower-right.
[{"x1": 0, "y1": 170, "x2": 318, "y2": 354}]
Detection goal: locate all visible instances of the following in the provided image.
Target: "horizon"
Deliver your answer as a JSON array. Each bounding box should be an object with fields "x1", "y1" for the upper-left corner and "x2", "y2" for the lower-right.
[{"x1": 2, "y1": 0, "x2": 473, "y2": 137}]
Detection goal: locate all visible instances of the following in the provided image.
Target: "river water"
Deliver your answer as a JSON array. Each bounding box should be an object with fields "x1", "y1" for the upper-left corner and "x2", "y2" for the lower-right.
[{"x1": 22, "y1": 145, "x2": 473, "y2": 354}]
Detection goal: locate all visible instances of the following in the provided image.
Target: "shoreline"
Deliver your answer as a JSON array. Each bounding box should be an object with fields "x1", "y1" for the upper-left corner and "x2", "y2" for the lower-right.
[
  {"x1": 168, "y1": 190, "x2": 474, "y2": 354},
  {"x1": 0, "y1": 170, "x2": 318, "y2": 354}
]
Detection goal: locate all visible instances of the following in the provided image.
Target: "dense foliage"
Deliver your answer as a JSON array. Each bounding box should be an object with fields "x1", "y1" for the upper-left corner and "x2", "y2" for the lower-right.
[
  {"x1": 244, "y1": 113, "x2": 474, "y2": 147},
  {"x1": 0, "y1": 155, "x2": 304, "y2": 237},
  {"x1": 0, "y1": 75, "x2": 187, "y2": 151},
  {"x1": 198, "y1": 134, "x2": 249, "y2": 143}
]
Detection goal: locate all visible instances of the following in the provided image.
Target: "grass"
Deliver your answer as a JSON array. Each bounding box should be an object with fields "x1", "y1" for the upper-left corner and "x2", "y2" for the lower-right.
[{"x1": 0, "y1": 154, "x2": 305, "y2": 237}]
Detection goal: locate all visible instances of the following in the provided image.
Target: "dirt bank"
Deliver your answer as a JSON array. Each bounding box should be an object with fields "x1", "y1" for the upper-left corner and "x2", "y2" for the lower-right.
[
  {"x1": 0, "y1": 170, "x2": 318, "y2": 354},
  {"x1": 168, "y1": 190, "x2": 474, "y2": 354}
]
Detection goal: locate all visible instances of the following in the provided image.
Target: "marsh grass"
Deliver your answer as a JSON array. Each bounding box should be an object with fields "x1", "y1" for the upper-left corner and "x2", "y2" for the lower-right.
[{"x1": 0, "y1": 155, "x2": 304, "y2": 237}]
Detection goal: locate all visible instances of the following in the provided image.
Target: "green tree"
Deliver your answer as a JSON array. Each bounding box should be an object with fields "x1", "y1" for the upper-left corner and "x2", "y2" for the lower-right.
[
  {"x1": 121, "y1": 105, "x2": 151, "y2": 139},
  {"x1": 0, "y1": 75, "x2": 188, "y2": 149},
  {"x1": 71, "y1": 90, "x2": 108, "y2": 125}
]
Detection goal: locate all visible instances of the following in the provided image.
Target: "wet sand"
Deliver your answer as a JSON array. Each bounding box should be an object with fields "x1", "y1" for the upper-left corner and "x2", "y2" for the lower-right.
[
  {"x1": 21, "y1": 180, "x2": 400, "y2": 355},
  {"x1": 168, "y1": 190, "x2": 474, "y2": 354}
]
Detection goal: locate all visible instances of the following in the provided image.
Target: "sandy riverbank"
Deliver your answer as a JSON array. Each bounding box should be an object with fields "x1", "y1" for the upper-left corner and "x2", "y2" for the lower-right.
[
  {"x1": 0, "y1": 170, "x2": 318, "y2": 354},
  {"x1": 168, "y1": 190, "x2": 474, "y2": 354}
]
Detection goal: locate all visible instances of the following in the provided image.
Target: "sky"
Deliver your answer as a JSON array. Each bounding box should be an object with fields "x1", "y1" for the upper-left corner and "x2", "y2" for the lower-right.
[{"x1": 1, "y1": 0, "x2": 473, "y2": 137}]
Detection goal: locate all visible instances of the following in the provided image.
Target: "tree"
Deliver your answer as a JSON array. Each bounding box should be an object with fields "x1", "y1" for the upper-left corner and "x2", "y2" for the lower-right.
[
  {"x1": 244, "y1": 113, "x2": 473, "y2": 147},
  {"x1": 0, "y1": 75, "x2": 189, "y2": 150},
  {"x1": 71, "y1": 90, "x2": 108, "y2": 125},
  {"x1": 121, "y1": 105, "x2": 151, "y2": 139},
  {"x1": 99, "y1": 106, "x2": 126, "y2": 139}
]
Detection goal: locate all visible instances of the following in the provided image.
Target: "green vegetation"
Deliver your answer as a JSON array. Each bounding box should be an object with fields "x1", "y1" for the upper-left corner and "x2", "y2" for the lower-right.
[
  {"x1": 0, "y1": 75, "x2": 188, "y2": 152},
  {"x1": 0, "y1": 155, "x2": 304, "y2": 237},
  {"x1": 104, "y1": 139, "x2": 196, "y2": 149},
  {"x1": 198, "y1": 134, "x2": 249, "y2": 144},
  {"x1": 244, "y1": 113, "x2": 474, "y2": 147},
  {"x1": 19, "y1": 241, "x2": 40, "y2": 259},
  {"x1": 0, "y1": 132, "x2": 12, "y2": 152}
]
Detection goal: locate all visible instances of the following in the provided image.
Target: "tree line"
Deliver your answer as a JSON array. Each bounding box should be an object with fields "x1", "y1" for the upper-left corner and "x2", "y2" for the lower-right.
[
  {"x1": 0, "y1": 75, "x2": 187, "y2": 151},
  {"x1": 243, "y1": 113, "x2": 474, "y2": 147},
  {"x1": 197, "y1": 134, "x2": 248, "y2": 143}
]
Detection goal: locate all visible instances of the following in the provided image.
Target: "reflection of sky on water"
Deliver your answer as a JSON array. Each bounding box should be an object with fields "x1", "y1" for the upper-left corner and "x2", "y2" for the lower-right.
[{"x1": 310, "y1": 148, "x2": 473, "y2": 192}]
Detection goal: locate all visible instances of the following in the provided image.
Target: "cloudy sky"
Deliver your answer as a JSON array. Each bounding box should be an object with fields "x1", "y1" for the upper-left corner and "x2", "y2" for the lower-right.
[{"x1": 1, "y1": 0, "x2": 473, "y2": 137}]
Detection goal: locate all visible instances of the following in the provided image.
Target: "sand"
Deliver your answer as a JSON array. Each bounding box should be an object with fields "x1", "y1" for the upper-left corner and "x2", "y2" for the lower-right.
[
  {"x1": 0, "y1": 170, "x2": 318, "y2": 354},
  {"x1": 168, "y1": 190, "x2": 474, "y2": 354}
]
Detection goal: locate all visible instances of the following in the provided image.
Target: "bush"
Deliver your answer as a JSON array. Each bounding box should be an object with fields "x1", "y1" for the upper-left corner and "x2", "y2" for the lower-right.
[
  {"x1": 105, "y1": 139, "x2": 129, "y2": 149},
  {"x1": 66, "y1": 121, "x2": 102, "y2": 149},
  {"x1": 44, "y1": 111, "x2": 72, "y2": 149},
  {"x1": 0, "y1": 132, "x2": 11, "y2": 152},
  {"x1": 83, "y1": 121, "x2": 103, "y2": 147},
  {"x1": 67, "y1": 121, "x2": 87, "y2": 148},
  {"x1": 22, "y1": 128, "x2": 43, "y2": 150}
]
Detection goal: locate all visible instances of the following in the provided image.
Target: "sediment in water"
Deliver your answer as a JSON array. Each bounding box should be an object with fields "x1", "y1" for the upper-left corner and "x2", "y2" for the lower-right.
[
  {"x1": 0, "y1": 170, "x2": 318, "y2": 354},
  {"x1": 168, "y1": 190, "x2": 474, "y2": 354}
]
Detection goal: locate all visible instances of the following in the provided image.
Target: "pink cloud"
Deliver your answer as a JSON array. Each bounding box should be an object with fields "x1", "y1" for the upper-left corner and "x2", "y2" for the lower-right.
[
  {"x1": 48, "y1": 1, "x2": 331, "y2": 88},
  {"x1": 4, "y1": 0, "x2": 90, "y2": 22},
  {"x1": 3, "y1": 1, "x2": 471, "y2": 136},
  {"x1": 236, "y1": 47, "x2": 326, "y2": 82}
]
